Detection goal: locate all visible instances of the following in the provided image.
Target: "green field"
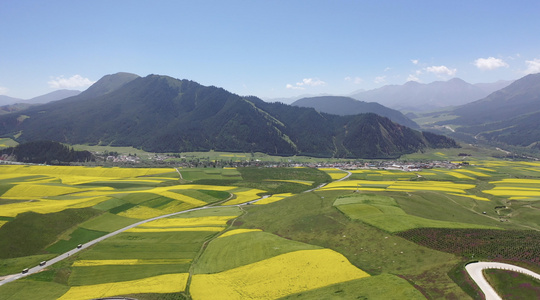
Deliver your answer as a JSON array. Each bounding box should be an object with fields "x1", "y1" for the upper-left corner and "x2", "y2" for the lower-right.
[
  {"x1": 1, "y1": 161, "x2": 540, "y2": 299},
  {"x1": 194, "y1": 231, "x2": 321, "y2": 274}
]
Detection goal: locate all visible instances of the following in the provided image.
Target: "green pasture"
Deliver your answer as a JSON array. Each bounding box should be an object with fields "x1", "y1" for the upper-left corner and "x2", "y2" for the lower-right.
[
  {"x1": 0, "y1": 137, "x2": 18, "y2": 149},
  {"x1": 0, "y1": 208, "x2": 101, "y2": 259},
  {"x1": 401, "y1": 143, "x2": 504, "y2": 161},
  {"x1": 234, "y1": 167, "x2": 331, "y2": 194},
  {"x1": 68, "y1": 263, "x2": 189, "y2": 286},
  {"x1": 79, "y1": 213, "x2": 140, "y2": 232},
  {"x1": 46, "y1": 228, "x2": 107, "y2": 253},
  {"x1": 170, "y1": 206, "x2": 241, "y2": 219},
  {"x1": 333, "y1": 193, "x2": 498, "y2": 233},
  {"x1": 237, "y1": 190, "x2": 469, "y2": 299},
  {"x1": 78, "y1": 231, "x2": 215, "y2": 260},
  {"x1": 279, "y1": 273, "x2": 426, "y2": 300},
  {"x1": 170, "y1": 189, "x2": 230, "y2": 203},
  {"x1": 484, "y1": 269, "x2": 540, "y2": 299},
  {"x1": 178, "y1": 168, "x2": 241, "y2": 181},
  {"x1": 0, "y1": 280, "x2": 69, "y2": 300},
  {"x1": 72, "y1": 144, "x2": 150, "y2": 156},
  {"x1": 395, "y1": 189, "x2": 540, "y2": 231},
  {"x1": 92, "y1": 197, "x2": 128, "y2": 211},
  {"x1": 0, "y1": 254, "x2": 55, "y2": 276},
  {"x1": 194, "y1": 231, "x2": 321, "y2": 274}
]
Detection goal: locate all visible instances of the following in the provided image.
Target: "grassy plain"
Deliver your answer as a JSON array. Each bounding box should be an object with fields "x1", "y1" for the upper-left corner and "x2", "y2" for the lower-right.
[{"x1": 1, "y1": 160, "x2": 540, "y2": 299}]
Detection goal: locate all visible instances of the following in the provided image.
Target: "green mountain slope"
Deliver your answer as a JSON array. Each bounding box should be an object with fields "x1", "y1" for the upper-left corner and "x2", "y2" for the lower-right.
[{"x1": 0, "y1": 73, "x2": 458, "y2": 158}]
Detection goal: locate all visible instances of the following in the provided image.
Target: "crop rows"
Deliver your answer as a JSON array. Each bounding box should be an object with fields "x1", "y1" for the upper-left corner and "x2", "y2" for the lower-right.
[{"x1": 397, "y1": 228, "x2": 540, "y2": 267}]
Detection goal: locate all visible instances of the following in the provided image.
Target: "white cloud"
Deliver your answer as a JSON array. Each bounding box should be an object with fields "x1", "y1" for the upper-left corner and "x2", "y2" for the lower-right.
[
  {"x1": 374, "y1": 76, "x2": 386, "y2": 84},
  {"x1": 0, "y1": 86, "x2": 8, "y2": 95},
  {"x1": 286, "y1": 78, "x2": 326, "y2": 90},
  {"x1": 345, "y1": 76, "x2": 363, "y2": 84},
  {"x1": 48, "y1": 74, "x2": 95, "y2": 89},
  {"x1": 474, "y1": 57, "x2": 509, "y2": 70},
  {"x1": 407, "y1": 74, "x2": 420, "y2": 82},
  {"x1": 286, "y1": 83, "x2": 304, "y2": 90},
  {"x1": 298, "y1": 78, "x2": 326, "y2": 87},
  {"x1": 424, "y1": 65, "x2": 457, "y2": 77},
  {"x1": 411, "y1": 59, "x2": 419, "y2": 65},
  {"x1": 525, "y1": 58, "x2": 540, "y2": 74}
]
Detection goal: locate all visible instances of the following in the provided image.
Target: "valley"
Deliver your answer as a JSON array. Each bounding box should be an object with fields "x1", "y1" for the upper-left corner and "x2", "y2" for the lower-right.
[{"x1": 0, "y1": 152, "x2": 539, "y2": 299}]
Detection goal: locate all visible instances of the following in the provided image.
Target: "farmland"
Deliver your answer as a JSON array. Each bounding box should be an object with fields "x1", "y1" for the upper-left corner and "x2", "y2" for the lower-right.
[{"x1": 0, "y1": 160, "x2": 539, "y2": 299}]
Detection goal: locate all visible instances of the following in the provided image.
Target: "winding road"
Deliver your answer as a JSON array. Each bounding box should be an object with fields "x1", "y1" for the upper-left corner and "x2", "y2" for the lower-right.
[{"x1": 465, "y1": 261, "x2": 540, "y2": 300}]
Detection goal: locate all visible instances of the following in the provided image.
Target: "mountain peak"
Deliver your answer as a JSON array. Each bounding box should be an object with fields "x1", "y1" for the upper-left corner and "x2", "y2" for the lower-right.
[{"x1": 78, "y1": 72, "x2": 140, "y2": 99}]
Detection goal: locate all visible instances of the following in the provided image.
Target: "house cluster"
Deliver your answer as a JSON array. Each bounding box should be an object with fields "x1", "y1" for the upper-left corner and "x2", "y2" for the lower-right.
[
  {"x1": 105, "y1": 155, "x2": 141, "y2": 163},
  {"x1": 297, "y1": 160, "x2": 461, "y2": 171}
]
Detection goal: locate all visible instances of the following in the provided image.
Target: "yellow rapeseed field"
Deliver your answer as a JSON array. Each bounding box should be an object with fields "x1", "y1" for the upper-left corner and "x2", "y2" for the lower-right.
[
  {"x1": 1, "y1": 183, "x2": 111, "y2": 199},
  {"x1": 254, "y1": 193, "x2": 294, "y2": 205},
  {"x1": 125, "y1": 215, "x2": 236, "y2": 232},
  {"x1": 445, "y1": 172, "x2": 475, "y2": 180},
  {"x1": 218, "y1": 229, "x2": 263, "y2": 238},
  {"x1": 127, "y1": 226, "x2": 225, "y2": 233},
  {"x1": 321, "y1": 180, "x2": 474, "y2": 194},
  {"x1": 222, "y1": 189, "x2": 266, "y2": 205},
  {"x1": 484, "y1": 189, "x2": 540, "y2": 197},
  {"x1": 0, "y1": 197, "x2": 110, "y2": 217},
  {"x1": 118, "y1": 206, "x2": 173, "y2": 219},
  {"x1": 490, "y1": 178, "x2": 540, "y2": 185},
  {"x1": 453, "y1": 169, "x2": 490, "y2": 177},
  {"x1": 447, "y1": 193, "x2": 490, "y2": 201},
  {"x1": 190, "y1": 249, "x2": 370, "y2": 299},
  {"x1": 318, "y1": 168, "x2": 349, "y2": 180},
  {"x1": 483, "y1": 178, "x2": 540, "y2": 199},
  {"x1": 0, "y1": 165, "x2": 173, "y2": 178},
  {"x1": 136, "y1": 216, "x2": 235, "y2": 227},
  {"x1": 57, "y1": 273, "x2": 189, "y2": 300}
]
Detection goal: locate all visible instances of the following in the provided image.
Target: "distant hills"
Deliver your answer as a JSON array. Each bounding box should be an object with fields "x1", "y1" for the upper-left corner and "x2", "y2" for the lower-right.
[
  {"x1": 350, "y1": 78, "x2": 513, "y2": 112},
  {"x1": 0, "y1": 73, "x2": 457, "y2": 158},
  {"x1": 0, "y1": 89, "x2": 81, "y2": 106},
  {"x1": 0, "y1": 89, "x2": 82, "y2": 115},
  {"x1": 291, "y1": 96, "x2": 419, "y2": 129},
  {"x1": 431, "y1": 73, "x2": 540, "y2": 149}
]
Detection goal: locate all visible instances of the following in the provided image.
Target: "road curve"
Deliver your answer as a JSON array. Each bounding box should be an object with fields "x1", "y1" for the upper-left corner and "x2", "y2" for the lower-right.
[
  {"x1": 336, "y1": 169, "x2": 352, "y2": 181},
  {"x1": 465, "y1": 261, "x2": 540, "y2": 300}
]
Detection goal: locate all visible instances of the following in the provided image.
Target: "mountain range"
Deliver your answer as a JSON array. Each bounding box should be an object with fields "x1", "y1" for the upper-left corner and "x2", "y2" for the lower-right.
[
  {"x1": 0, "y1": 89, "x2": 81, "y2": 106},
  {"x1": 0, "y1": 73, "x2": 457, "y2": 158},
  {"x1": 291, "y1": 96, "x2": 419, "y2": 129},
  {"x1": 350, "y1": 78, "x2": 513, "y2": 112},
  {"x1": 428, "y1": 73, "x2": 540, "y2": 149}
]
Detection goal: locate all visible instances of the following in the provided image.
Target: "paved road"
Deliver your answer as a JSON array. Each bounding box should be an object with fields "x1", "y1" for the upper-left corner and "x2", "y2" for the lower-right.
[
  {"x1": 0, "y1": 195, "x2": 272, "y2": 287},
  {"x1": 465, "y1": 261, "x2": 540, "y2": 300},
  {"x1": 337, "y1": 169, "x2": 352, "y2": 181}
]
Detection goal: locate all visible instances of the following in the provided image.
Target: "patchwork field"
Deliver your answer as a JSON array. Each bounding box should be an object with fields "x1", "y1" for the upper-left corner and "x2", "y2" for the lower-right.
[{"x1": 1, "y1": 160, "x2": 540, "y2": 299}]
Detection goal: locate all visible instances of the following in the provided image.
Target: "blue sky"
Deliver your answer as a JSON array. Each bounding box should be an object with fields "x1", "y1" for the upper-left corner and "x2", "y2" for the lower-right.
[{"x1": 1, "y1": 0, "x2": 540, "y2": 99}]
